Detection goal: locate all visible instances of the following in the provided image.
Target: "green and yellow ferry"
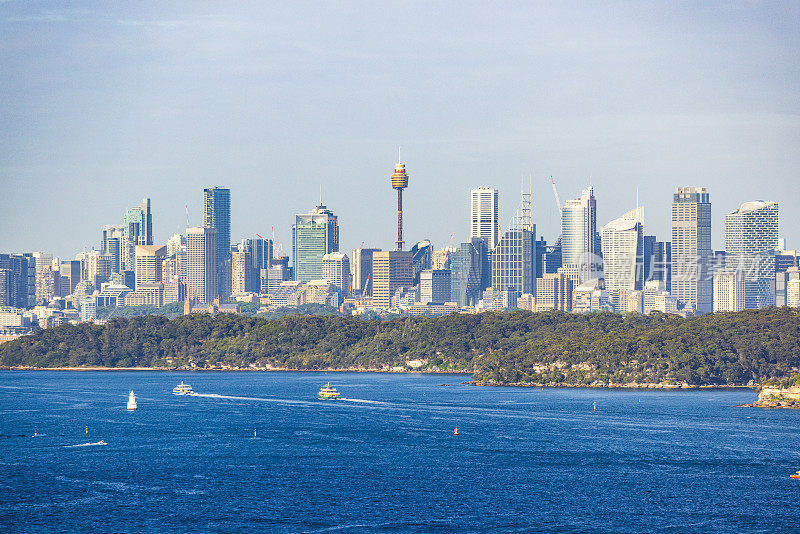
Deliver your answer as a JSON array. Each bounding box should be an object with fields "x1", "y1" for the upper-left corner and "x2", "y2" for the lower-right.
[{"x1": 317, "y1": 383, "x2": 342, "y2": 400}]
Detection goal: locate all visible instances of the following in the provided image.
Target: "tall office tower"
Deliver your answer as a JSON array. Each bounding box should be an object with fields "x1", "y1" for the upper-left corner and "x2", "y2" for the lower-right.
[
  {"x1": 724, "y1": 201, "x2": 779, "y2": 309},
  {"x1": 134, "y1": 245, "x2": 167, "y2": 289},
  {"x1": 322, "y1": 252, "x2": 351, "y2": 296},
  {"x1": 644, "y1": 239, "x2": 672, "y2": 291},
  {"x1": 431, "y1": 249, "x2": 451, "y2": 270},
  {"x1": 123, "y1": 198, "x2": 153, "y2": 271},
  {"x1": 35, "y1": 266, "x2": 59, "y2": 305},
  {"x1": 351, "y1": 248, "x2": 380, "y2": 297},
  {"x1": 59, "y1": 260, "x2": 81, "y2": 297},
  {"x1": 0, "y1": 254, "x2": 33, "y2": 308},
  {"x1": 240, "y1": 237, "x2": 274, "y2": 272},
  {"x1": 410, "y1": 240, "x2": 433, "y2": 285},
  {"x1": 713, "y1": 270, "x2": 745, "y2": 312},
  {"x1": 162, "y1": 258, "x2": 178, "y2": 282},
  {"x1": 186, "y1": 227, "x2": 218, "y2": 304},
  {"x1": 390, "y1": 152, "x2": 409, "y2": 250},
  {"x1": 470, "y1": 187, "x2": 500, "y2": 249},
  {"x1": 292, "y1": 204, "x2": 339, "y2": 283},
  {"x1": 101, "y1": 225, "x2": 125, "y2": 273},
  {"x1": 450, "y1": 238, "x2": 490, "y2": 307},
  {"x1": 420, "y1": 269, "x2": 452, "y2": 304},
  {"x1": 85, "y1": 250, "x2": 113, "y2": 287},
  {"x1": 671, "y1": 187, "x2": 712, "y2": 314},
  {"x1": 203, "y1": 187, "x2": 231, "y2": 298},
  {"x1": 491, "y1": 192, "x2": 536, "y2": 297},
  {"x1": 535, "y1": 237, "x2": 547, "y2": 278},
  {"x1": 231, "y1": 249, "x2": 252, "y2": 296},
  {"x1": 372, "y1": 250, "x2": 413, "y2": 308},
  {"x1": 601, "y1": 207, "x2": 644, "y2": 311},
  {"x1": 535, "y1": 272, "x2": 574, "y2": 312},
  {"x1": 0, "y1": 269, "x2": 11, "y2": 307},
  {"x1": 561, "y1": 184, "x2": 598, "y2": 282}
]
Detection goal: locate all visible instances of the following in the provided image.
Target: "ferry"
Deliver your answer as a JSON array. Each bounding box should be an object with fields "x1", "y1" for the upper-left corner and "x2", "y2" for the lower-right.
[
  {"x1": 317, "y1": 383, "x2": 341, "y2": 400},
  {"x1": 791, "y1": 471, "x2": 800, "y2": 480},
  {"x1": 127, "y1": 390, "x2": 137, "y2": 410},
  {"x1": 172, "y1": 382, "x2": 194, "y2": 395}
]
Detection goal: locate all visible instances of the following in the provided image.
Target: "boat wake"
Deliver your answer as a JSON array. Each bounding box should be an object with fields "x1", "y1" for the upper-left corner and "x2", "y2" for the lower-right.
[
  {"x1": 190, "y1": 393, "x2": 315, "y2": 406},
  {"x1": 339, "y1": 398, "x2": 393, "y2": 406},
  {"x1": 65, "y1": 441, "x2": 107, "y2": 448}
]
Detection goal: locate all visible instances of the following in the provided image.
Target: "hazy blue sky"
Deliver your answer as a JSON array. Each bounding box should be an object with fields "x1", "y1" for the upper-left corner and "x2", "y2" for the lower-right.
[{"x1": 1, "y1": 1, "x2": 798, "y2": 259}]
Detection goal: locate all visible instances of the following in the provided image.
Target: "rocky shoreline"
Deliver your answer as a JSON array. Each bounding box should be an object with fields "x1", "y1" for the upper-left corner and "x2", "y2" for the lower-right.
[
  {"x1": 465, "y1": 380, "x2": 754, "y2": 390},
  {"x1": 735, "y1": 385, "x2": 800, "y2": 409}
]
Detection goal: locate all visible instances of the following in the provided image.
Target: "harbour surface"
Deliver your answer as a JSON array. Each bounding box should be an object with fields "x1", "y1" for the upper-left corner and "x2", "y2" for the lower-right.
[{"x1": 1, "y1": 371, "x2": 798, "y2": 533}]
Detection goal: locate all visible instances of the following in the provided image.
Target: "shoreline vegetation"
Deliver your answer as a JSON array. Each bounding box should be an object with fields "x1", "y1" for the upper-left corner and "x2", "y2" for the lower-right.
[{"x1": 1, "y1": 308, "x2": 799, "y2": 396}]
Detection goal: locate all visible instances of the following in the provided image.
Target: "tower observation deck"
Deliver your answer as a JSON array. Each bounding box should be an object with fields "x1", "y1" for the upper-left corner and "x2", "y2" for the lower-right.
[{"x1": 390, "y1": 148, "x2": 409, "y2": 251}]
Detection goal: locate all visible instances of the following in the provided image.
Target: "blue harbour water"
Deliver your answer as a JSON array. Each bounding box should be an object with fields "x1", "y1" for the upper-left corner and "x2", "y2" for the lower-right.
[{"x1": 1, "y1": 371, "x2": 799, "y2": 533}]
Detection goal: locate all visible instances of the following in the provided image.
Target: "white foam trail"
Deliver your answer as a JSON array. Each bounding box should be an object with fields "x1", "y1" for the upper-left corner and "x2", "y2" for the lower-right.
[
  {"x1": 65, "y1": 441, "x2": 107, "y2": 448},
  {"x1": 190, "y1": 393, "x2": 314, "y2": 406},
  {"x1": 339, "y1": 398, "x2": 393, "y2": 406}
]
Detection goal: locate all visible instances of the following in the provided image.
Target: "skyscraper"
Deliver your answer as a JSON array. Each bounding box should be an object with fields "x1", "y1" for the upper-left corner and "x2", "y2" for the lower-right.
[
  {"x1": 491, "y1": 193, "x2": 536, "y2": 297},
  {"x1": 671, "y1": 187, "x2": 712, "y2": 314},
  {"x1": 123, "y1": 199, "x2": 153, "y2": 271},
  {"x1": 561, "y1": 185, "x2": 598, "y2": 282},
  {"x1": 186, "y1": 226, "x2": 217, "y2": 304},
  {"x1": 450, "y1": 238, "x2": 490, "y2": 307},
  {"x1": 134, "y1": 245, "x2": 167, "y2": 289},
  {"x1": 601, "y1": 207, "x2": 644, "y2": 310},
  {"x1": 410, "y1": 240, "x2": 433, "y2": 285},
  {"x1": 713, "y1": 270, "x2": 745, "y2": 312},
  {"x1": 101, "y1": 225, "x2": 125, "y2": 273},
  {"x1": 351, "y1": 247, "x2": 380, "y2": 297},
  {"x1": 203, "y1": 187, "x2": 231, "y2": 298},
  {"x1": 372, "y1": 250, "x2": 412, "y2": 309},
  {"x1": 724, "y1": 200, "x2": 779, "y2": 309},
  {"x1": 322, "y1": 252, "x2": 351, "y2": 296},
  {"x1": 292, "y1": 204, "x2": 339, "y2": 283},
  {"x1": 470, "y1": 187, "x2": 500, "y2": 249},
  {"x1": 231, "y1": 249, "x2": 252, "y2": 296},
  {"x1": 420, "y1": 269, "x2": 451, "y2": 304},
  {"x1": 390, "y1": 151, "x2": 409, "y2": 251},
  {"x1": 535, "y1": 272, "x2": 574, "y2": 312}
]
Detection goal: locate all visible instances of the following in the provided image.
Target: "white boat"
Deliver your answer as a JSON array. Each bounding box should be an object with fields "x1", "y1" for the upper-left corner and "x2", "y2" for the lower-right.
[
  {"x1": 127, "y1": 390, "x2": 137, "y2": 410},
  {"x1": 172, "y1": 382, "x2": 194, "y2": 395}
]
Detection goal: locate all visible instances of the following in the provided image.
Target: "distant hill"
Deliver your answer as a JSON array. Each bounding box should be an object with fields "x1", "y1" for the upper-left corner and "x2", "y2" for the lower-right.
[{"x1": 2, "y1": 308, "x2": 799, "y2": 387}]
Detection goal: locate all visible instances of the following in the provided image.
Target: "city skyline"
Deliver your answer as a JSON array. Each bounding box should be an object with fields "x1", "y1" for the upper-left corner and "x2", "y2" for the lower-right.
[{"x1": 1, "y1": 3, "x2": 798, "y2": 258}]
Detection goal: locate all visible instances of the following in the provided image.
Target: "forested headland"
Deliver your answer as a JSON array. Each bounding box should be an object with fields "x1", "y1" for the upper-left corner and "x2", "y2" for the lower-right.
[{"x1": 2, "y1": 308, "x2": 799, "y2": 388}]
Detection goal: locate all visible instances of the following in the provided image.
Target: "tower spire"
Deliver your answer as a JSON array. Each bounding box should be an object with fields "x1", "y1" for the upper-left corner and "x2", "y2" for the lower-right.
[{"x1": 390, "y1": 150, "x2": 409, "y2": 250}]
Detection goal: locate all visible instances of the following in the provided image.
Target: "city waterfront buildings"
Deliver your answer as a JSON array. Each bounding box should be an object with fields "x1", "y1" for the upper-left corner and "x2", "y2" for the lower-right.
[
  {"x1": 351, "y1": 247, "x2": 379, "y2": 297},
  {"x1": 450, "y1": 238, "x2": 491, "y2": 307},
  {"x1": 491, "y1": 193, "x2": 536, "y2": 297},
  {"x1": 321, "y1": 252, "x2": 351, "y2": 295},
  {"x1": 419, "y1": 269, "x2": 451, "y2": 304},
  {"x1": 535, "y1": 272, "x2": 573, "y2": 312}
]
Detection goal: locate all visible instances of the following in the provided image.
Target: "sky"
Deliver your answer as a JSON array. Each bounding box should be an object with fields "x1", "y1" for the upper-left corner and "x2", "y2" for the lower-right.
[{"x1": 1, "y1": 1, "x2": 798, "y2": 260}]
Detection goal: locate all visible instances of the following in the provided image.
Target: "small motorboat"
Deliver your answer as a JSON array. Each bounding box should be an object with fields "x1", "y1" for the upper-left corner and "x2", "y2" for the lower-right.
[
  {"x1": 790, "y1": 471, "x2": 800, "y2": 479},
  {"x1": 127, "y1": 390, "x2": 137, "y2": 411}
]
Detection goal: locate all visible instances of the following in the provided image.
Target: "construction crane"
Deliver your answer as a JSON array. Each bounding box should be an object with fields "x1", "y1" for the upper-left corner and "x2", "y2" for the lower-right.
[
  {"x1": 443, "y1": 232, "x2": 456, "y2": 262},
  {"x1": 362, "y1": 273, "x2": 371, "y2": 298},
  {"x1": 550, "y1": 176, "x2": 562, "y2": 211}
]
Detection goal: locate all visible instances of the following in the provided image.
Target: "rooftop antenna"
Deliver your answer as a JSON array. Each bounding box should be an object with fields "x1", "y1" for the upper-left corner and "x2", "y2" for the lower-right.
[
  {"x1": 185, "y1": 205, "x2": 189, "y2": 229},
  {"x1": 398, "y1": 145, "x2": 402, "y2": 164},
  {"x1": 319, "y1": 184, "x2": 323, "y2": 206}
]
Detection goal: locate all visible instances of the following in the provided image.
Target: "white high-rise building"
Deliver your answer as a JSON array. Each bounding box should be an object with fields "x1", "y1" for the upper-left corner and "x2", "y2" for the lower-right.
[
  {"x1": 561, "y1": 185, "x2": 599, "y2": 283},
  {"x1": 322, "y1": 252, "x2": 351, "y2": 296},
  {"x1": 601, "y1": 207, "x2": 644, "y2": 311},
  {"x1": 713, "y1": 270, "x2": 745, "y2": 313},
  {"x1": 724, "y1": 200, "x2": 779, "y2": 309},
  {"x1": 470, "y1": 187, "x2": 499, "y2": 249}
]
